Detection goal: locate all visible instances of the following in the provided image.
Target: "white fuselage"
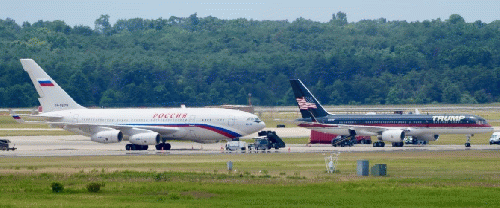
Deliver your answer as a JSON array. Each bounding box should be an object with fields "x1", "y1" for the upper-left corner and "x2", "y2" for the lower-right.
[
  {"x1": 42, "y1": 107, "x2": 265, "y2": 143},
  {"x1": 307, "y1": 126, "x2": 493, "y2": 138}
]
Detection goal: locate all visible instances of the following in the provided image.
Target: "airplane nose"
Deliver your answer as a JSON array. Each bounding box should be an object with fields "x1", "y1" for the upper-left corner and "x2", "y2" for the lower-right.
[
  {"x1": 245, "y1": 120, "x2": 266, "y2": 135},
  {"x1": 258, "y1": 120, "x2": 266, "y2": 130}
]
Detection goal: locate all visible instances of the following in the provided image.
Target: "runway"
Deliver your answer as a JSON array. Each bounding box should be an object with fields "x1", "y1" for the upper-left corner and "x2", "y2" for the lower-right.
[{"x1": 1, "y1": 134, "x2": 499, "y2": 157}]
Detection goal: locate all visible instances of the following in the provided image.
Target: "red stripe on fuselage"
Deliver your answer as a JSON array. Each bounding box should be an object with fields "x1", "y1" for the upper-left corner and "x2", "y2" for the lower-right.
[
  {"x1": 298, "y1": 123, "x2": 491, "y2": 128},
  {"x1": 155, "y1": 124, "x2": 238, "y2": 138}
]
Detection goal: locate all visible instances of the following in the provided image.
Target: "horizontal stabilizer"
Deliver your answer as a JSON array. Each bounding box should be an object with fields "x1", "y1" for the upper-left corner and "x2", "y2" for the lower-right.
[{"x1": 9, "y1": 109, "x2": 24, "y2": 124}]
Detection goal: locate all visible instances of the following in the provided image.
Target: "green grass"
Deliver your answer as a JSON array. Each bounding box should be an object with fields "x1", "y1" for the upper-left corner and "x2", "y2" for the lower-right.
[
  {"x1": 432, "y1": 133, "x2": 491, "y2": 145},
  {"x1": 0, "y1": 114, "x2": 51, "y2": 129},
  {"x1": 258, "y1": 112, "x2": 299, "y2": 128},
  {"x1": 0, "y1": 151, "x2": 499, "y2": 207}
]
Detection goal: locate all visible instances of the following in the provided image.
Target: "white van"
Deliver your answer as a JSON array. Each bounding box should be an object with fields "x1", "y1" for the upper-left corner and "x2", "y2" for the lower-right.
[
  {"x1": 489, "y1": 132, "x2": 500, "y2": 145},
  {"x1": 225, "y1": 141, "x2": 247, "y2": 151}
]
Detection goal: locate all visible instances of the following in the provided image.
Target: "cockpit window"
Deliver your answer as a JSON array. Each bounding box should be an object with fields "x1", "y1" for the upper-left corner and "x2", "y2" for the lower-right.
[
  {"x1": 247, "y1": 117, "x2": 262, "y2": 123},
  {"x1": 477, "y1": 119, "x2": 487, "y2": 125}
]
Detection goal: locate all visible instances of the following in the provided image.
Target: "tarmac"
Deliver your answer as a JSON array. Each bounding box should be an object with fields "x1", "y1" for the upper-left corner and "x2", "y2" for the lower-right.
[{"x1": 1, "y1": 133, "x2": 499, "y2": 157}]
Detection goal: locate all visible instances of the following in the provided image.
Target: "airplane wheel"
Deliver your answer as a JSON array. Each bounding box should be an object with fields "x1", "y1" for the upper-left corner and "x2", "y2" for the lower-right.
[
  {"x1": 465, "y1": 143, "x2": 471, "y2": 147},
  {"x1": 126, "y1": 144, "x2": 132, "y2": 151},
  {"x1": 143, "y1": 145, "x2": 148, "y2": 150},
  {"x1": 165, "y1": 143, "x2": 171, "y2": 150},
  {"x1": 155, "y1": 144, "x2": 163, "y2": 150},
  {"x1": 381, "y1": 142, "x2": 385, "y2": 147}
]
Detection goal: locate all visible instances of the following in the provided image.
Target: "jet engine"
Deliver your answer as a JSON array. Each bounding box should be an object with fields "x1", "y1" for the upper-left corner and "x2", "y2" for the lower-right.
[
  {"x1": 91, "y1": 130, "x2": 123, "y2": 143},
  {"x1": 418, "y1": 134, "x2": 439, "y2": 141},
  {"x1": 129, "y1": 132, "x2": 161, "y2": 145},
  {"x1": 381, "y1": 130, "x2": 405, "y2": 142}
]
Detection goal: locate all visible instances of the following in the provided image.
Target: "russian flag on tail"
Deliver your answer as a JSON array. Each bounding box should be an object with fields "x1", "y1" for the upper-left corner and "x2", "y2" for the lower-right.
[{"x1": 38, "y1": 80, "x2": 54, "y2": 86}]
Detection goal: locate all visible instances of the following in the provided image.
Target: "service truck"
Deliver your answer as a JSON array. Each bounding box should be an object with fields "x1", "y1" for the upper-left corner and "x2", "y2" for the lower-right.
[
  {"x1": 0, "y1": 139, "x2": 16, "y2": 151},
  {"x1": 248, "y1": 131, "x2": 285, "y2": 150}
]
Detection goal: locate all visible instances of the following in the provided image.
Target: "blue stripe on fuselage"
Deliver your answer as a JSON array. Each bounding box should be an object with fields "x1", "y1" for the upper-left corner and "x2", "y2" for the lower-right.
[{"x1": 125, "y1": 123, "x2": 242, "y2": 138}]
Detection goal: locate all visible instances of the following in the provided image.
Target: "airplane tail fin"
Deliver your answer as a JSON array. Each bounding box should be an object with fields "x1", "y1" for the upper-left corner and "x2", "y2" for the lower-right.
[
  {"x1": 289, "y1": 79, "x2": 330, "y2": 119},
  {"x1": 20, "y1": 59, "x2": 85, "y2": 112}
]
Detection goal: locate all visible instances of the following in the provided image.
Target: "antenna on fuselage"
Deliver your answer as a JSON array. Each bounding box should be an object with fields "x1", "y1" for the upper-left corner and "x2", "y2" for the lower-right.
[{"x1": 415, "y1": 109, "x2": 420, "y2": 115}]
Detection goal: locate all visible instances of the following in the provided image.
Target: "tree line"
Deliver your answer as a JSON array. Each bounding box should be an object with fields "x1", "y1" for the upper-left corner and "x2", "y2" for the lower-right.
[{"x1": 1, "y1": 13, "x2": 499, "y2": 108}]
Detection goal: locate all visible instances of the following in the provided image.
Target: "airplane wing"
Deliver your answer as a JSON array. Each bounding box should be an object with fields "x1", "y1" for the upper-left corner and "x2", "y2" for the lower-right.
[
  {"x1": 299, "y1": 122, "x2": 409, "y2": 135},
  {"x1": 339, "y1": 124, "x2": 408, "y2": 135},
  {"x1": 10, "y1": 109, "x2": 63, "y2": 124},
  {"x1": 46, "y1": 122, "x2": 180, "y2": 135}
]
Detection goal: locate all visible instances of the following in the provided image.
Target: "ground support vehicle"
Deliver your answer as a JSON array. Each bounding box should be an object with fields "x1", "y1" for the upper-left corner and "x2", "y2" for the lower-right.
[
  {"x1": 331, "y1": 135, "x2": 356, "y2": 147},
  {"x1": 248, "y1": 131, "x2": 285, "y2": 150},
  {"x1": 225, "y1": 141, "x2": 247, "y2": 151},
  {"x1": 404, "y1": 136, "x2": 428, "y2": 145},
  {"x1": 311, "y1": 130, "x2": 371, "y2": 145},
  {"x1": 490, "y1": 132, "x2": 500, "y2": 145},
  {"x1": 0, "y1": 139, "x2": 17, "y2": 151}
]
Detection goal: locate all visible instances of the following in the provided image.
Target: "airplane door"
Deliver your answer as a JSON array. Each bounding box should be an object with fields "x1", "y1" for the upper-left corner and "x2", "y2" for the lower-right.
[
  {"x1": 73, "y1": 114, "x2": 79, "y2": 123},
  {"x1": 228, "y1": 116, "x2": 235, "y2": 126},
  {"x1": 188, "y1": 115, "x2": 196, "y2": 126}
]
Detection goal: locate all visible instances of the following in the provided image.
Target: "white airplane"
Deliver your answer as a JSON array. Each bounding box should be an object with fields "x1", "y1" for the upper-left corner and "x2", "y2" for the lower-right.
[{"x1": 11, "y1": 59, "x2": 265, "y2": 151}]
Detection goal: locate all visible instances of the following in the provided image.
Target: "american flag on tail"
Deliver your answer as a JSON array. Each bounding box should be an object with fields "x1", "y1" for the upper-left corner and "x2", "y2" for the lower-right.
[{"x1": 296, "y1": 97, "x2": 317, "y2": 110}]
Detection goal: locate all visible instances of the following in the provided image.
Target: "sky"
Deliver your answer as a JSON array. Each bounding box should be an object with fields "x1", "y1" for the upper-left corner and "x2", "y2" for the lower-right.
[{"x1": 2, "y1": 0, "x2": 499, "y2": 28}]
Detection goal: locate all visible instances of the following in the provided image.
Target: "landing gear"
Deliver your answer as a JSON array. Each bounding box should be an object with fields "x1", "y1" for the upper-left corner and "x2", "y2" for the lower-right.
[
  {"x1": 126, "y1": 144, "x2": 148, "y2": 151},
  {"x1": 465, "y1": 134, "x2": 472, "y2": 148},
  {"x1": 373, "y1": 141, "x2": 385, "y2": 147},
  {"x1": 155, "y1": 143, "x2": 171, "y2": 150},
  {"x1": 392, "y1": 142, "x2": 404, "y2": 147}
]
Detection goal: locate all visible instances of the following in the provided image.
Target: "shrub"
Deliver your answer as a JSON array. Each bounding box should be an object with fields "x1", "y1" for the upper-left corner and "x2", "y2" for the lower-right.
[
  {"x1": 169, "y1": 193, "x2": 180, "y2": 200},
  {"x1": 51, "y1": 182, "x2": 64, "y2": 193},
  {"x1": 86, "y1": 182, "x2": 102, "y2": 193},
  {"x1": 155, "y1": 173, "x2": 169, "y2": 181}
]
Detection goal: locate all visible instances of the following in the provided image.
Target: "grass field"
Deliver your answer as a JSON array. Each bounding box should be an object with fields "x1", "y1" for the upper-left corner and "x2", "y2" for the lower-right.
[{"x1": 0, "y1": 151, "x2": 499, "y2": 207}]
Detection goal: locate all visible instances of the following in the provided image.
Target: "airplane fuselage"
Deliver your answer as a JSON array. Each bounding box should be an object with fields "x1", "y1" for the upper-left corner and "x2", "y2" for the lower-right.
[
  {"x1": 297, "y1": 114, "x2": 493, "y2": 140},
  {"x1": 43, "y1": 108, "x2": 265, "y2": 143}
]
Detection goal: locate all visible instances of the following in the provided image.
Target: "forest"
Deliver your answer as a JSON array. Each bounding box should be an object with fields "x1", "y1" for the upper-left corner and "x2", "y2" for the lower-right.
[{"x1": 1, "y1": 12, "x2": 499, "y2": 107}]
